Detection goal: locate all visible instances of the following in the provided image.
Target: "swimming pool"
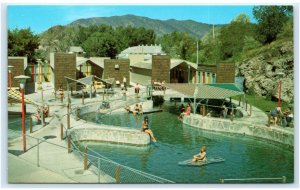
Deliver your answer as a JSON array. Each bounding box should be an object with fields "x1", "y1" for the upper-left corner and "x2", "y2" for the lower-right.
[{"x1": 73, "y1": 103, "x2": 295, "y2": 183}]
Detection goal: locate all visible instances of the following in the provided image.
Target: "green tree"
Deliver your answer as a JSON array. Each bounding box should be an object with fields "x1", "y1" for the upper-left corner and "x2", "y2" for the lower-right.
[
  {"x1": 219, "y1": 14, "x2": 255, "y2": 60},
  {"x1": 156, "y1": 31, "x2": 196, "y2": 60},
  {"x1": 83, "y1": 32, "x2": 119, "y2": 58},
  {"x1": 253, "y1": 6, "x2": 293, "y2": 43},
  {"x1": 8, "y1": 28, "x2": 40, "y2": 63}
]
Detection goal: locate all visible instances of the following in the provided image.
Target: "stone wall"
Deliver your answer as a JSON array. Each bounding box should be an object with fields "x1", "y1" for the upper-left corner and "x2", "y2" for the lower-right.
[
  {"x1": 103, "y1": 59, "x2": 130, "y2": 84},
  {"x1": 70, "y1": 124, "x2": 150, "y2": 146},
  {"x1": 216, "y1": 63, "x2": 235, "y2": 83},
  {"x1": 183, "y1": 114, "x2": 294, "y2": 146},
  {"x1": 51, "y1": 53, "x2": 76, "y2": 90},
  {"x1": 152, "y1": 55, "x2": 170, "y2": 83}
]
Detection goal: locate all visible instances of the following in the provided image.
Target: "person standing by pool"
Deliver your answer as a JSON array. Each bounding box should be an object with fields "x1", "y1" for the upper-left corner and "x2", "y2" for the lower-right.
[
  {"x1": 123, "y1": 76, "x2": 127, "y2": 91},
  {"x1": 192, "y1": 145, "x2": 207, "y2": 162},
  {"x1": 135, "y1": 83, "x2": 140, "y2": 98},
  {"x1": 271, "y1": 107, "x2": 282, "y2": 126},
  {"x1": 141, "y1": 116, "x2": 157, "y2": 142}
]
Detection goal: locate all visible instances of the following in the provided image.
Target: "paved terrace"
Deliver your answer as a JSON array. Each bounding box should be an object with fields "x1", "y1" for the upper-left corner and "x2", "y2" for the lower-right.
[{"x1": 7, "y1": 82, "x2": 146, "y2": 183}]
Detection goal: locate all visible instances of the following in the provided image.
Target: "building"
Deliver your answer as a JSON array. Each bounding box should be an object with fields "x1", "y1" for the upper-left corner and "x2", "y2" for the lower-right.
[
  {"x1": 50, "y1": 52, "x2": 77, "y2": 90},
  {"x1": 117, "y1": 44, "x2": 166, "y2": 61},
  {"x1": 197, "y1": 63, "x2": 235, "y2": 84},
  {"x1": 130, "y1": 55, "x2": 197, "y2": 85},
  {"x1": 76, "y1": 57, "x2": 110, "y2": 79},
  {"x1": 69, "y1": 46, "x2": 85, "y2": 57}
]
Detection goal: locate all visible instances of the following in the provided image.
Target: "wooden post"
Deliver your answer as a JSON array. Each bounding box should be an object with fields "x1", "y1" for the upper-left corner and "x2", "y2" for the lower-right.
[
  {"x1": 30, "y1": 116, "x2": 33, "y2": 133},
  {"x1": 68, "y1": 136, "x2": 71, "y2": 153},
  {"x1": 75, "y1": 107, "x2": 79, "y2": 121},
  {"x1": 246, "y1": 100, "x2": 248, "y2": 111},
  {"x1": 60, "y1": 123, "x2": 64, "y2": 140},
  {"x1": 116, "y1": 165, "x2": 121, "y2": 183},
  {"x1": 67, "y1": 101, "x2": 70, "y2": 129},
  {"x1": 282, "y1": 176, "x2": 286, "y2": 183},
  {"x1": 250, "y1": 104, "x2": 252, "y2": 116},
  {"x1": 84, "y1": 145, "x2": 88, "y2": 170},
  {"x1": 82, "y1": 93, "x2": 84, "y2": 105}
]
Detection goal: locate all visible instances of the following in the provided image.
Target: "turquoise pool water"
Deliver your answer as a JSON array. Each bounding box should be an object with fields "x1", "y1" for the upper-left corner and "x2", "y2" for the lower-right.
[{"x1": 70, "y1": 103, "x2": 294, "y2": 183}]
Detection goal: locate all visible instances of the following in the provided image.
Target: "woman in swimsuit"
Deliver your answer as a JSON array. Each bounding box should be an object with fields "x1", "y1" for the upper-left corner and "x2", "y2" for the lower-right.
[
  {"x1": 192, "y1": 145, "x2": 206, "y2": 162},
  {"x1": 141, "y1": 116, "x2": 157, "y2": 142}
]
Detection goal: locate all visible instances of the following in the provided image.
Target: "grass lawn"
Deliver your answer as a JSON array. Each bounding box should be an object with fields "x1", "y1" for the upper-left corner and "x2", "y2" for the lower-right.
[{"x1": 233, "y1": 94, "x2": 292, "y2": 113}]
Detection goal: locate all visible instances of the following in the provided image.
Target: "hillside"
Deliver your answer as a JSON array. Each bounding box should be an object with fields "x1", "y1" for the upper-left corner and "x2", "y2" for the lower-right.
[{"x1": 68, "y1": 14, "x2": 218, "y2": 38}]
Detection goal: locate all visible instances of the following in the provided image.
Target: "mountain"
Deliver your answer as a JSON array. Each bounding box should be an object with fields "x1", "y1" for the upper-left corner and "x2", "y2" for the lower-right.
[{"x1": 68, "y1": 14, "x2": 219, "y2": 39}]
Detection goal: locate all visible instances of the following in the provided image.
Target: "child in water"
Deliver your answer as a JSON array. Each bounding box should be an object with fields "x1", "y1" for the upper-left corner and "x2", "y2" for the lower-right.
[{"x1": 192, "y1": 145, "x2": 206, "y2": 162}]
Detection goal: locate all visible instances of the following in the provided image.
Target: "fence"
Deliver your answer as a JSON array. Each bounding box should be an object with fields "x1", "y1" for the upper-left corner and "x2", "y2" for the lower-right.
[
  {"x1": 220, "y1": 177, "x2": 286, "y2": 183},
  {"x1": 8, "y1": 129, "x2": 174, "y2": 184}
]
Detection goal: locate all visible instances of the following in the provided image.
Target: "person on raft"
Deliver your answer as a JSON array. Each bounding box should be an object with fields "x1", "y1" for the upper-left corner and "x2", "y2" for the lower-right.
[{"x1": 192, "y1": 145, "x2": 207, "y2": 162}]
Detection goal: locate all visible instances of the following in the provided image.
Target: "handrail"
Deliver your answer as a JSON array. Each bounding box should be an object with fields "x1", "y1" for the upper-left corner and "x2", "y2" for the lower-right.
[{"x1": 220, "y1": 176, "x2": 286, "y2": 183}]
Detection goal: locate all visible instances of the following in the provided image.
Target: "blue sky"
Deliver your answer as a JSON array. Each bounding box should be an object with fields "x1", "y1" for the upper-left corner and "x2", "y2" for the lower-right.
[{"x1": 8, "y1": 5, "x2": 255, "y2": 34}]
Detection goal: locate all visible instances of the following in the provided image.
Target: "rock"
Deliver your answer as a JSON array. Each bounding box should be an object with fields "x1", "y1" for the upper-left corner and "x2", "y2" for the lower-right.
[{"x1": 238, "y1": 40, "x2": 294, "y2": 103}]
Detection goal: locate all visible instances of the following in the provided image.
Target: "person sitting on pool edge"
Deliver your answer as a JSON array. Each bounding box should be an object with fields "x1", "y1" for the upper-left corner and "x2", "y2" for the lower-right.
[
  {"x1": 141, "y1": 116, "x2": 157, "y2": 143},
  {"x1": 192, "y1": 145, "x2": 206, "y2": 162}
]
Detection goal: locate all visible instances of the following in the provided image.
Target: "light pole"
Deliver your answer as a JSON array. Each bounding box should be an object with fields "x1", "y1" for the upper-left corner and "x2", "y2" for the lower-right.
[
  {"x1": 276, "y1": 72, "x2": 284, "y2": 108},
  {"x1": 8, "y1": 65, "x2": 14, "y2": 89},
  {"x1": 15, "y1": 75, "x2": 30, "y2": 152}
]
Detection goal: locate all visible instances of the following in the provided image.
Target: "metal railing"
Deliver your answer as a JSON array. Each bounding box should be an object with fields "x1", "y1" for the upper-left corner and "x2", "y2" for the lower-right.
[
  {"x1": 8, "y1": 129, "x2": 174, "y2": 184},
  {"x1": 220, "y1": 176, "x2": 287, "y2": 183}
]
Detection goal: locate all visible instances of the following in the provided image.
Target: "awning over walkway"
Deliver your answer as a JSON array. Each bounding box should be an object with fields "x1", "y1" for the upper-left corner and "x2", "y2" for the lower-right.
[
  {"x1": 164, "y1": 83, "x2": 244, "y2": 99},
  {"x1": 65, "y1": 75, "x2": 114, "y2": 86},
  {"x1": 8, "y1": 89, "x2": 39, "y2": 106}
]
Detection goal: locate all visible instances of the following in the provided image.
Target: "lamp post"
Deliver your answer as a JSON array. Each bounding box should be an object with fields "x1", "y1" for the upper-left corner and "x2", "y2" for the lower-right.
[
  {"x1": 276, "y1": 72, "x2": 284, "y2": 108},
  {"x1": 8, "y1": 65, "x2": 14, "y2": 89},
  {"x1": 15, "y1": 75, "x2": 30, "y2": 152}
]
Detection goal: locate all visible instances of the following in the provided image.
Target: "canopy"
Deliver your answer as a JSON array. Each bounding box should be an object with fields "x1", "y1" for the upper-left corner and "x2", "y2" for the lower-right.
[
  {"x1": 164, "y1": 83, "x2": 244, "y2": 99},
  {"x1": 65, "y1": 75, "x2": 114, "y2": 86},
  {"x1": 8, "y1": 89, "x2": 39, "y2": 106}
]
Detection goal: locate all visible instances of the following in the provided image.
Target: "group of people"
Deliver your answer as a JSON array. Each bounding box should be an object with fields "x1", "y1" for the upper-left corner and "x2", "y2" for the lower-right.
[
  {"x1": 35, "y1": 105, "x2": 49, "y2": 123},
  {"x1": 179, "y1": 103, "x2": 191, "y2": 120},
  {"x1": 152, "y1": 80, "x2": 166, "y2": 91},
  {"x1": 270, "y1": 106, "x2": 293, "y2": 127},
  {"x1": 125, "y1": 103, "x2": 143, "y2": 115}
]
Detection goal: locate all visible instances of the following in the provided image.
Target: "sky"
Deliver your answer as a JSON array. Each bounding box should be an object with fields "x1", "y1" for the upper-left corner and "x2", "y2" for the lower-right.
[{"x1": 7, "y1": 5, "x2": 255, "y2": 34}]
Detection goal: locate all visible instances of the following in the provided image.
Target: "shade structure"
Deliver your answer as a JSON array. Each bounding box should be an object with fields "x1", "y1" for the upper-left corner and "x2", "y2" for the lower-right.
[
  {"x1": 8, "y1": 88, "x2": 39, "y2": 106},
  {"x1": 164, "y1": 83, "x2": 244, "y2": 99},
  {"x1": 65, "y1": 75, "x2": 114, "y2": 86}
]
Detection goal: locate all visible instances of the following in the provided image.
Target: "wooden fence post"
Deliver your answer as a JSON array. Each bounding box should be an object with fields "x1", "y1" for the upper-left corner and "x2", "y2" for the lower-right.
[
  {"x1": 68, "y1": 136, "x2": 71, "y2": 153},
  {"x1": 84, "y1": 145, "x2": 88, "y2": 170},
  {"x1": 30, "y1": 116, "x2": 33, "y2": 133},
  {"x1": 116, "y1": 165, "x2": 121, "y2": 183},
  {"x1": 60, "y1": 123, "x2": 64, "y2": 140}
]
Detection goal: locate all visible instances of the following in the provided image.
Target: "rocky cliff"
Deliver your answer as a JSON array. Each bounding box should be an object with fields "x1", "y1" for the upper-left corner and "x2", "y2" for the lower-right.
[{"x1": 237, "y1": 40, "x2": 294, "y2": 103}]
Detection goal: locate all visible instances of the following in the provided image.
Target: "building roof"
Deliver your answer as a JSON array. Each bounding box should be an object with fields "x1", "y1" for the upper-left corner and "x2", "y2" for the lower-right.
[
  {"x1": 119, "y1": 45, "x2": 165, "y2": 55},
  {"x1": 130, "y1": 58, "x2": 197, "y2": 70},
  {"x1": 69, "y1": 46, "x2": 84, "y2": 53},
  {"x1": 164, "y1": 83, "x2": 244, "y2": 99},
  {"x1": 76, "y1": 57, "x2": 111, "y2": 68},
  {"x1": 131, "y1": 60, "x2": 152, "y2": 70},
  {"x1": 89, "y1": 57, "x2": 110, "y2": 68},
  {"x1": 170, "y1": 59, "x2": 197, "y2": 69}
]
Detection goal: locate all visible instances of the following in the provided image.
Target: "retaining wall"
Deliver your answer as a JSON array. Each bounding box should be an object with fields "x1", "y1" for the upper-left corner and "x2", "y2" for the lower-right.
[
  {"x1": 69, "y1": 124, "x2": 150, "y2": 146},
  {"x1": 183, "y1": 114, "x2": 294, "y2": 146}
]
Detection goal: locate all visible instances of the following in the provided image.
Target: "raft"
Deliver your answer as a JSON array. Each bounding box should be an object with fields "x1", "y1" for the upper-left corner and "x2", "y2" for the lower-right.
[{"x1": 178, "y1": 157, "x2": 225, "y2": 167}]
